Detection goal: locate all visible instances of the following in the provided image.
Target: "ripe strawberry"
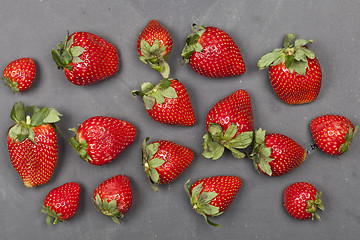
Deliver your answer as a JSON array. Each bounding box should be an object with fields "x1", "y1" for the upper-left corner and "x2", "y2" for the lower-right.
[
  {"x1": 142, "y1": 137, "x2": 194, "y2": 191},
  {"x1": 41, "y1": 182, "x2": 81, "y2": 225},
  {"x1": 310, "y1": 114, "x2": 358, "y2": 155},
  {"x1": 52, "y1": 31, "x2": 119, "y2": 86},
  {"x1": 137, "y1": 20, "x2": 173, "y2": 78},
  {"x1": 69, "y1": 116, "x2": 137, "y2": 166},
  {"x1": 257, "y1": 33, "x2": 322, "y2": 105},
  {"x1": 202, "y1": 89, "x2": 254, "y2": 160},
  {"x1": 7, "y1": 102, "x2": 61, "y2": 187},
  {"x1": 2, "y1": 58, "x2": 36, "y2": 92},
  {"x1": 283, "y1": 182, "x2": 324, "y2": 220},
  {"x1": 132, "y1": 78, "x2": 196, "y2": 126},
  {"x1": 184, "y1": 176, "x2": 242, "y2": 227},
  {"x1": 181, "y1": 23, "x2": 246, "y2": 78},
  {"x1": 250, "y1": 128, "x2": 306, "y2": 176},
  {"x1": 93, "y1": 175, "x2": 133, "y2": 224}
]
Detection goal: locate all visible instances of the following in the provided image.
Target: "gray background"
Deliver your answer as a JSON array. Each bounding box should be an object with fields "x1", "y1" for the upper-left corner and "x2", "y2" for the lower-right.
[{"x1": 0, "y1": 0, "x2": 359, "y2": 239}]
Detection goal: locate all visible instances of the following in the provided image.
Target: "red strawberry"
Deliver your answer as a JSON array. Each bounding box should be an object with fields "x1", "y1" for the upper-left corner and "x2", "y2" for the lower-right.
[
  {"x1": 142, "y1": 137, "x2": 194, "y2": 191},
  {"x1": 257, "y1": 33, "x2": 322, "y2": 105},
  {"x1": 137, "y1": 20, "x2": 173, "y2": 78},
  {"x1": 41, "y1": 182, "x2": 81, "y2": 225},
  {"x1": 52, "y1": 31, "x2": 119, "y2": 86},
  {"x1": 250, "y1": 128, "x2": 306, "y2": 176},
  {"x1": 184, "y1": 176, "x2": 242, "y2": 227},
  {"x1": 132, "y1": 78, "x2": 196, "y2": 126},
  {"x1": 70, "y1": 116, "x2": 137, "y2": 166},
  {"x1": 181, "y1": 23, "x2": 246, "y2": 78},
  {"x1": 283, "y1": 182, "x2": 324, "y2": 220},
  {"x1": 7, "y1": 102, "x2": 61, "y2": 187},
  {"x1": 310, "y1": 114, "x2": 358, "y2": 155},
  {"x1": 93, "y1": 175, "x2": 133, "y2": 224},
  {"x1": 202, "y1": 89, "x2": 254, "y2": 160},
  {"x1": 2, "y1": 58, "x2": 36, "y2": 92}
]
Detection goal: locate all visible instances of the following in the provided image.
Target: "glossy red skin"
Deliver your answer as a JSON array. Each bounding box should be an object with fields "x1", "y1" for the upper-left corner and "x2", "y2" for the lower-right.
[
  {"x1": 151, "y1": 140, "x2": 194, "y2": 184},
  {"x1": 146, "y1": 79, "x2": 196, "y2": 126},
  {"x1": 137, "y1": 20, "x2": 173, "y2": 56},
  {"x1": 94, "y1": 175, "x2": 133, "y2": 215},
  {"x1": 3, "y1": 58, "x2": 36, "y2": 92},
  {"x1": 206, "y1": 89, "x2": 253, "y2": 136},
  {"x1": 190, "y1": 176, "x2": 242, "y2": 213},
  {"x1": 77, "y1": 116, "x2": 137, "y2": 165},
  {"x1": 64, "y1": 32, "x2": 119, "y2": 86},
  {"x1": 310, "y1": 115, "x2": 355, "y2": 155},
  {"x1": 189, "y1": 26, "x2": 246, "y2": 78},
  {"x1": 260, "y1": 133, "x2": 306, "y2": 176},
  {"x1": 283, "y1": 182, "x2": 318, "y2": 220},
  {"x1": 44, "y1": 182, "x2": 80, "y2": 220},
  {"x1": 7, "y1": 125, "x2": 58, "y2": 188},
  {"x1": 269, "y1": 57, "x2": 322, "y2": 105}
]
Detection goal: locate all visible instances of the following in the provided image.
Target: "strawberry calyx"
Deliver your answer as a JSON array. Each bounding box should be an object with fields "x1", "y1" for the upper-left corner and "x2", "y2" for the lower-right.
[
  {"x1": 69, "y1": 128, "x2": 91, "y2": 163},
  {"x1": 202, "y1": 123, "x2": 253, "y2": 160},
  {"x1": 93, "y1": 193, "x2": 124, "y2": 224},
  {"x1": 257, "y1": 33, "x2": 315, "y2": 75},
  {"x1": 306, "y1": 191, "x2": 325, "y2": 221},
  {"x1": 40, "y1": 205, "x2": 65, "y2": 225},
  {"x1": 181, "y1": 23, "x2": 206, "y2": 62},
  {"x1": 339, "y1": 125, "x2": 359, "y2": 154},
  {"x1": 141, "y1": 137, "x2": 166, "y2": 192},
  {"x1": 2, "y1": 76, "x2": 20, "y2": 93}
]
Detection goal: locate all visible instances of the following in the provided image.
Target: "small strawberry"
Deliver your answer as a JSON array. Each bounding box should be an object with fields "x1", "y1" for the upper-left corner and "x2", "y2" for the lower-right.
[
  {"x1": 250, "y1": 128, "x2": 307, "y2": 176},
  {"x1": 310, "y1": 114, "x2": 358, "y2": 155},
  {"x1": 2, "y1": 58, "x2": 36, "y2": 92},
  {"x1": 7, "y1": 102, "x2": 62, "y2": 187},
  {"x1": 137, "y1": 20, "x2": 173, "y2": 78},
  {"x1": 41, "y1": 182, "x2": 81, "y2": 225},
  {"x1": 181, "y1": 23, "x2": 246, "y2": 78},
  {"x1": 283, "y1": 182, "x2": 324, "y2": 220},
  {"x1": 52, "y1": 31, "x2": 119, "y2": 86},
  {"x1": 257, "y1": 33, "x2": 322, "y2": 105},
  {"x1": 70, "y1": 116, "x2": 137, "y2": 166},
  {"x1": 132, "y1": 78, "x2": 196, "y2": 126},
  {"x1": 202, "y1": 89, "x2": 254, "y2": 160},
  {"x1": 142, "y1": 137, "x2": 194, "y2": 191},
  {"x1": 93, "y1": 175, "x2": 133, "y2": 224},
  {"x1": 184, "y1": 176, "x2": 242, "y2": 227}
]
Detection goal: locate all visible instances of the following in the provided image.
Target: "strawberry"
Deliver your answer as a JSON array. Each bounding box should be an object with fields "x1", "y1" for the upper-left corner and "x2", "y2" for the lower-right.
[
  {"x1": 52, "y1": 31, "x2": 119, "y2": 86},
  {"x1": 7, "y1": 102, "x2": 61, "y2": 188},
  {"x1": 93, "y1": 175, "x2": 133, "y2": 224},
  {"x1": 283, "y1": 182, "x2": 324, "y2": 220},
  {"x1": 2, "y1": 58, "x2": 36, "y2": 92},
  {"x1": 257, "y1": 33, "x2": 322, "y2": 105},
  {"x1": 132, "y1": 78, "x2": 196, "y2": 126},
  {"x1": 202, "y1": 89, "x2": 253, "y2": 160},
  {"x1": 310, "y1": 114, "x2": 358, "y2": 155},
  {"x1": 69, "y1": 116, "x2": 137, "y2": 166},
  {"x1": 142, "y1": 137, "x2": 194, "y2": 191},
  {"x1": 181, "y1": 23, "x2": 246, "y2": 78},
  {"x1": 250, "y1": 128, "x2": 306, "y2": 176},
  {"x1": 137, "y1": 20, "x2": 173, "y2": 78},
  {"x1": 41, "y1": 182, "x2": 81, "y2": 225},
  {"x1": 184, "y1": 176, "x2": 242, "y2": 227}
]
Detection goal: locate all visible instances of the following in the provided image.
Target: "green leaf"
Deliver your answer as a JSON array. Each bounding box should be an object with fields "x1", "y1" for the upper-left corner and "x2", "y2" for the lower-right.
[
  {"x1": 43, "y1": 108, "x2": 62, "y2": 124},
  {"x1": 202, "y1": 204, "x2": 220, "y2": 216},
  {"x1": 230, "y1": 148, "x2": 246, "y2": 159},
  {"x1": 11, "y1": 102, "x2": 25, "y2": 123},
  {"x1": 291, "y1": 60, "x2": 307, "y2": 75},
  {"x1": 254, "y1": 128, "x2": 266, "y2": 144},
  {"x1": 223, "y1": 123, "x2": 237, "y2": 141},
  {"x1": 229, "y1": 131, "x2": 254, "y2": 149},
  {"x1": 60, "y1": 50, "x2": 73, "y2": 66},
  {"x1": 143, "y1": 95, "x2": 156, "y2": 110},
  {"x1": 302, "y1": 48, "x2": 315, "y2": 59},
  {"x1": 141, "y1": 82, "x2": 155, "y2": 93},
  {"x1": 159, "y1": 61, "x2": 170, "y2": 79},
  {"x1": 257, "y1": 50, "x2": 284, "y2": 69},
  {"x1": 140, "y1": 39, "x2": 151, "y2": 56},
  {"x1": 198, "y1": 191, "x2": 218, "y2": 204},
  {"x1": 283, "y1": 34, "x2": 296, "y2": 48},
  {"x1": 148, "y1": 158, "x2": 166, "y2": 168},
  {"x1": 191, "y1": 182, "x2": 204, "y2": 199},
  {"x1": 146, "y1": 142, "x2": 160, "y2": 159},
  {"x1": 294, "y1": 48, "x2": 307, "y2": 62},
  {"x1": 150, "y1": 39, "x2": 160, "y2": 53},
  {"x1": 285, "y1": 55, "x2": 294, "y2": 68},
  {"x1": 30, "y1": 107, "x2": 50, "y2": 126},
  {"x1": 295, "y1": 38, "x2": 312, "y2": 47},
  {"x1": 259, "y1": 160, "x2": 272, "y2": 176},
  {"x1": 161, "y1": 86, "x2": 177, "y2": 99},
  {"x1": 70, "y1": 46, "x2": 85, "y2": 57},
  {"x1": 153, "y1": 91, "x2": 165, "y2": 104},
  {"x1": 149, "y1": 168, "x2": 160, "y2": 183},
  {"x1": 208, "y1": 123, "x2": 224, "y2": 140}
]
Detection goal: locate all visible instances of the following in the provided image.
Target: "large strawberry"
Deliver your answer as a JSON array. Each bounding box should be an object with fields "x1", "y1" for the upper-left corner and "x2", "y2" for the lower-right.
[
  {"x1": 132, "y1": 78, "x2": 196, "y2": 126},
  {"x1": 181, "y1": 23, "x2": 246, "y2": 78},
  {"x1": 137, "y1": 20, "x2": 173, "y2": 78},
  {"x1": 2, "y1": 58, "x2": 36, "y2": 92},
  {"x1": 310, "y1": 114, "x2": 358, "y2": 155},
  {"x1": 250, "y1": 128, "x2": 306, "y2": 176},
  {"x1": 184, "y1": 176, "x2": 242, "y2": 227},
  {"x1": 283, "y1": 182, "x2": 324, "y2": 220},
  {"x1": 257, "y1": 33, "x2": 322, "y2": 105},
  {"x1": 52, "y1": 31, "x2": 119, "y2": 86},
  {"x1": 142, "y1": 137, "x2": 194, "y2": 191},
  {"x1": 202, "y1": 89, "x2": 253, "y2": 160},
  {"x1": 70, "y1": 116, "x2": 136, "y2": 166},
  {"x1": 7, "y1": 102, "x2": 61, "y2": 188},
  {"x1": 93, "y1": 175, "x2": 133, "y2": 224},
  {"x1": 41, "y1": 182, "x2": 81, "y2": 225}
]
